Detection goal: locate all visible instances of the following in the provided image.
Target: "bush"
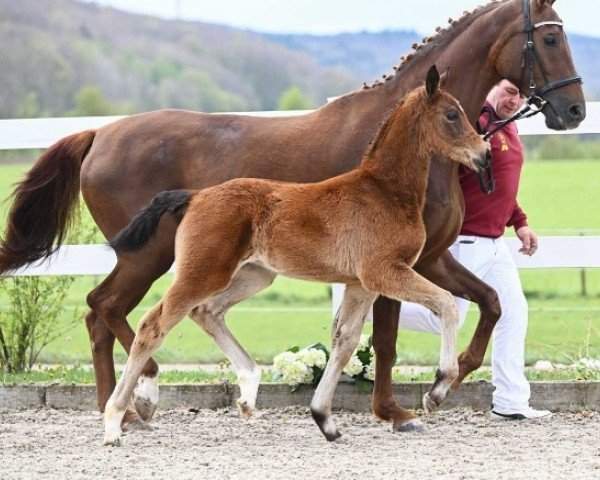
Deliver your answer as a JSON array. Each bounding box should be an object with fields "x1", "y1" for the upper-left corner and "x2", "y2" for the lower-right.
[{"x1": 0, "y1": 202, "x2": 97, "y2": 373}]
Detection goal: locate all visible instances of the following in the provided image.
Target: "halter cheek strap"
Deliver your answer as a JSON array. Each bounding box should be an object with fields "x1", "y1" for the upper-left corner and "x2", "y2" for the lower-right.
[
  {"x1": 476, "y1": 0, "x2": 583, "y2": 195},
  {"x1": 522, "y1": 0, "x2": 582, "y2": 100}
]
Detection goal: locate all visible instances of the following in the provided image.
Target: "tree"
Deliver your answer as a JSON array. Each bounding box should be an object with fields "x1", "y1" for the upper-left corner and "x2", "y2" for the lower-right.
[
  {"x1": 277, "y1": 86, "x2": 314, "y2": 111},
  {"x1": 68, "y1": 87, "x2": 117, "y2": 116}
]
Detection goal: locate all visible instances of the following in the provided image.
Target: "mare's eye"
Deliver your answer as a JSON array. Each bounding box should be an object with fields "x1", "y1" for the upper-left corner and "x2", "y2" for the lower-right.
[
  {"x1": 445, "y1": 110, "x2": 459, "y2": 122},
  {"x1": 543, "y1": 36, "x2": 557, "y2": 46}
]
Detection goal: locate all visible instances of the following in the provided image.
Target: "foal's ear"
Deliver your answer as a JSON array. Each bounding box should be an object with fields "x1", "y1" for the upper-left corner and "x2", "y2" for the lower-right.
[{"x1": 426, "y1": 65, "x2": 440, "y2": 98}]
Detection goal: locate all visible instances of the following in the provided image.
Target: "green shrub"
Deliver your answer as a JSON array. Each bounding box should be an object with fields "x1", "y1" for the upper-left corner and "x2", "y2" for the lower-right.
[{"x1": 0, "y1": 203, "x2": 97, "y2": 373}]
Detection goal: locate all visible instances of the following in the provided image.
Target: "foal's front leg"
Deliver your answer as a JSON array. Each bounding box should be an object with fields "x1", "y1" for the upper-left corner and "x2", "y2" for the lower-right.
[
  {"x1": 362, "y1": 265, "x2": 459, "y2": 412},
  {"x1": 311, "y1": 284, "x2": 377, "y2": 441}
]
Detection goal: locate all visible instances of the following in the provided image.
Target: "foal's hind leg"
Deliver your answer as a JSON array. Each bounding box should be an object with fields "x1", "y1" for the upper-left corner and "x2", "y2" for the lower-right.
[
  {"x1": 361, "y1": 265, "x2": 459, "y2": 413},
  {"x1": 311, "y1": 284, "x2": 377, "y2": 441},
  {"x1": 103, "y1": 266, "x2": 236, "y2": 447},
  {"x1": 189, "y1": 264, "x2": 276, "y2": 419}
]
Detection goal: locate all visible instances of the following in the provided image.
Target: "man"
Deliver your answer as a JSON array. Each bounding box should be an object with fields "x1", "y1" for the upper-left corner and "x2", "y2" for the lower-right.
[{"x1": 397, "y1": 79, "x2": 551, "y2": 420}]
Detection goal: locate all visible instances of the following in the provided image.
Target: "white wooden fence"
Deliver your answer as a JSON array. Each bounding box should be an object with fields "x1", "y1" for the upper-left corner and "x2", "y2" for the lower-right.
[{"x1": 1, "y1": 104, "x2": 599, "y2": 278}]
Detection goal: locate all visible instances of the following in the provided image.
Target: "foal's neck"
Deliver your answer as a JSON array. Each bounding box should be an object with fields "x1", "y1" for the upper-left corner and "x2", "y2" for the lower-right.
[{"x1": 359, "y1": 110, "x2": 430, "y2": 211}]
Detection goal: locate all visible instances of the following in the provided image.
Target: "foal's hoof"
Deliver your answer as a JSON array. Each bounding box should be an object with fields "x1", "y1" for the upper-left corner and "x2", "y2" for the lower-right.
[
  {"x1": 236, "y1": 399, "x2": 254, "y2": 420},
  {"x1": 134, "y1": 396, "x2": 158, "y2": 422},
  {"x1": 393, "y1": 419, "x2": 427, "y2": 433},
  {"x1": 324, "y1": 429, "x2": 342, "y2": 442},
  {"x1": 422, "y1": 393, "x2": 439, "y2": 414}
]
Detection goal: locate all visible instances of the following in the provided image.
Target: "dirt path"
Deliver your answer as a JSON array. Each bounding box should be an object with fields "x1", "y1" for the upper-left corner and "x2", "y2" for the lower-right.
[{"x1": 1, "y1": 408, "x2": 599, "y2": 479}]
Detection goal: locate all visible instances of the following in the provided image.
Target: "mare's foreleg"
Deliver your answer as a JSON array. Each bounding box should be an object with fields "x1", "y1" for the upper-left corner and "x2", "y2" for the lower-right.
[
  {"x1": 189, "y1": 264, "x2": 276, "y2": 419},
  {"x1": 371, "y1": 296, "x2": 423, "y2": 432},
  {"x1": 418, "y1": 250, "x2": 501, "y2": 388},
  {"x1": 311, "y1": 284, "x2": 377, "y2": 441},
  {"x1": 362, "y1": 264, "x2": 459, "y2": 412}
]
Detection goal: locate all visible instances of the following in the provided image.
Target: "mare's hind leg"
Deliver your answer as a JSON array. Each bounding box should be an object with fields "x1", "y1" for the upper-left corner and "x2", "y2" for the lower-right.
[
  {"x1": 86, "y1": 244, "x2": 174, "y2": 424},
  {"x1": 311, "y1": 284, "x2": 377, "y2": 441},
  {"x1": 361, "y1": 265, "x2": 459, "y2": 413},
  {"x1": 371, "y1": 297, "x2": 423, "y2": 432},
  {"x1": 189, "y1": 264, "x2": 276, "y2": 419}
]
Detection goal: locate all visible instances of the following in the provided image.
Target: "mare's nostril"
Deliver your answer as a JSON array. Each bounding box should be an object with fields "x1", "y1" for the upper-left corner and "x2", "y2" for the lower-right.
[{"x1": 568, "y1": 103, "x2": 585, "y2": 122}]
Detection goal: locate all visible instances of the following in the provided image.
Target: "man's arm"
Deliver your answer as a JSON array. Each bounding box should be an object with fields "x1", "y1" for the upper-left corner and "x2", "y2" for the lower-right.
[
  {"x1": 507, "y1": 202, "x2": 539, "y2": 257},
  {"x1": 508, "y1": 203, "x2": 538, "y2": 256}
]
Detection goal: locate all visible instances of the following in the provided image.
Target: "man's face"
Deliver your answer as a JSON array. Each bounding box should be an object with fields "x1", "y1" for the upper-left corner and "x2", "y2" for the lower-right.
[{"x1": 491, "y1": 80, "x2": 523, "y2": 119}]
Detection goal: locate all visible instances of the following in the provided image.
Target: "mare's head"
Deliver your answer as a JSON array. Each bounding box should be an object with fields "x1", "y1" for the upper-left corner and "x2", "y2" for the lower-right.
[
  {"x1": 409, "y1": 66, "x2": 490, "y2": 173},
  {"x1": 494, "y1": 0, "x2": 585, "y2": 129}
]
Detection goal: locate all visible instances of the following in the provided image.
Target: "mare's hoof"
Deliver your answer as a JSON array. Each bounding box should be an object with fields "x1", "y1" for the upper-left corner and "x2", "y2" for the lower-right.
[
  {"x1": 422, "y1": 393, "x2": 439, "y2": 413},
  {"x1": 236, "y1": 399, "x2": 254, "y2": 420},
  {"x1": 134, "y1": 397, "x2": 158, "y2": 422},
  {"x1": 123, "y1": 417, "x2": 154, "y2": 432},
  {"x1": 393, "y1": 419, "x2": 427, "y2": 433}
]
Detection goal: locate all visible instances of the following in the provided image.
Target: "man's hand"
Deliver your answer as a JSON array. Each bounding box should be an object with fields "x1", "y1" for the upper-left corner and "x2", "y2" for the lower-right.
[{"x1": 516, "y1": 226, "x2": 538, "y2": 256}]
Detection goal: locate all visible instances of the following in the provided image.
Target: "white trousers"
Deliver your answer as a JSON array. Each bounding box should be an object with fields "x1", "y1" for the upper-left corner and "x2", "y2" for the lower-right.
[{"x1": 396, "y1": 235, "x2": 530, "y2": 411}]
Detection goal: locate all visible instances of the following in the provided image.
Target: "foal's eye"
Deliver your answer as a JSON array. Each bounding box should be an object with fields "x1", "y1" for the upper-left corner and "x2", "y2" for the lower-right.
[
  {"x1": 445, "y1": 110, "x2": 459, "y2": 122},
  {"x1": 543, "y1": 35, "x2": 557, "y2": 47}
]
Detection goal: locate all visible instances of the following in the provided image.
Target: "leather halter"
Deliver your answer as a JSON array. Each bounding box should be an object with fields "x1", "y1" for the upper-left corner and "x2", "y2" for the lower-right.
[{"x1": 477, "y1": 0, "x2": 583, "y2": 195}]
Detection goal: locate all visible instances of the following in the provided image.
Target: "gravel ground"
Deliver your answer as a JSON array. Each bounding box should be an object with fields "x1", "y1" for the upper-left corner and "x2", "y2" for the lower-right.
[{"x1": 1, "y1": 408, "x2": 600, "y2": 480}]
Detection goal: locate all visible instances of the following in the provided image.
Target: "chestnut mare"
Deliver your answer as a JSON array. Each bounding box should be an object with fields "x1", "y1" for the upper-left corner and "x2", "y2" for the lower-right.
[
  {"x1": 0, "y1": 0, "x2": 584, "y2": 431},
  {"x1": 102, "y1": 67, "x2": 489, "y2": 445}
]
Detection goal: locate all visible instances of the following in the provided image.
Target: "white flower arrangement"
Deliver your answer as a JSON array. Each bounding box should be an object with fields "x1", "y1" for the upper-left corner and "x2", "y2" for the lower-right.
[
  {"x1": 272, "y1": 335, "x2": 376, "y2": 391},
  {"x1": 342, "y1": 335, "x2": 376, "y2": 391},
  {"x1": 272, "y1": 343, "x2": 329, "y2": 388}
]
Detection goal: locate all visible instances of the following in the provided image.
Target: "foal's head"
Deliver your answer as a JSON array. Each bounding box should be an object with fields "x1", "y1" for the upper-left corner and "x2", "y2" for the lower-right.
[{"x1": 413, "y1": 66, "x2": 490, "y2": 173}]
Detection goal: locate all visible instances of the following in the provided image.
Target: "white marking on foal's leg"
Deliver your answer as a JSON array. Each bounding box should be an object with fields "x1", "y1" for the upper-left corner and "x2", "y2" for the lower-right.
[
  {"x1": 236, "y1": 366, "x2": 261, "y2": 419},
  {"x1": 424, "y1": 292, "x2": 460, "y2": 412},
  {"x1": 134, "y1": 374, "x2": 160, "y2": 421},
  {"x1": 103, "y1": 402, "x2": 126, "y2": 447}
]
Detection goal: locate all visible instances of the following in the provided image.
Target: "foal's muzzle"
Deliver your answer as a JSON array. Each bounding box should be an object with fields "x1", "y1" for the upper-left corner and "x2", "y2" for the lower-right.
[{"x1": 472, "y1": 148, "x2": 492, "y2": 173}]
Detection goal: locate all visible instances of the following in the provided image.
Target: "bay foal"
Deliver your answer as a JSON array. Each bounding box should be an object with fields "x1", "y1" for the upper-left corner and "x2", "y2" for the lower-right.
[{"x1": 103, "y1": 66, "x2": 489, "y2": 446}]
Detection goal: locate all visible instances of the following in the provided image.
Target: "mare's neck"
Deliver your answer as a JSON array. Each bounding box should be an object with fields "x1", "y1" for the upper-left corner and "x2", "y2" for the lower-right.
[{"x1": 331, "y1": 1, "x2": 514, "y2": 126}]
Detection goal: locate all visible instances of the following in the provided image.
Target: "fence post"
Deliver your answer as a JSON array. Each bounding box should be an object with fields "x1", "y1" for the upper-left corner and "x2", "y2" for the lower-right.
[{"x1": 580, "y1": 232, "x2": 587, "y2": 296}]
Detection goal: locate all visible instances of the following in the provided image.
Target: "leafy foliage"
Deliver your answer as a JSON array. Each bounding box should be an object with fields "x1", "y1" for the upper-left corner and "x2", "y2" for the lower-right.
[
  {"x1": 0, "y1": 203, "x2": 97, "y2": 373},
  {"x1": 0, "y1": 0, "x2": 357, "y2": 118}
]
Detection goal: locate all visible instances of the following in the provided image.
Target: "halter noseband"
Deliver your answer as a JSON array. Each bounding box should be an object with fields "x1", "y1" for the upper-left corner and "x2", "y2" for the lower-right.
[{"x1": 477, "y1": 0, "x2": 583, "y2": 195}]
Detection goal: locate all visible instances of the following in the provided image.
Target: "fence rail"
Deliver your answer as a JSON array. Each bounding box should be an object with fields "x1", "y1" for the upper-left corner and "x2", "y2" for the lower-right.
[
  {"x1": 1, "y1": 105, "x2": 599, "y2": 277},
  {"x1": 1, "y1": 102, "x2": 599, "y2": 150}
]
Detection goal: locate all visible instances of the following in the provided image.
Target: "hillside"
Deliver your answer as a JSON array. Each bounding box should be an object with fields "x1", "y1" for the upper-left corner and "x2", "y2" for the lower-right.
[
  {"x1": 265, "y1": 31, "x2": 600, "y2": 100},
  {"x1": 0, "y1": 0, "x2": 359, "y2": 118},
  {"x1": 1, "y1": 0, "x2": 598, "y2": 121}
]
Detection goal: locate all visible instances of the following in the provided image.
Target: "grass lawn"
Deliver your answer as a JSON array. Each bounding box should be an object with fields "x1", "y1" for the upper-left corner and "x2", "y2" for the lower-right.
[{"x1": 0, "y1": 160, "x2": 599, "y2": 367}]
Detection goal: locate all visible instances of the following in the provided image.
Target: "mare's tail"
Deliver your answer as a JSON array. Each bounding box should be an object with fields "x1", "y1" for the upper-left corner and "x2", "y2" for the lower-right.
[
  {"x1": 110, "y1": 190, "x2": 192, "y2": 253},
  {"x1": 0, "y1": 130, "x2": 96, "y2": 275}
]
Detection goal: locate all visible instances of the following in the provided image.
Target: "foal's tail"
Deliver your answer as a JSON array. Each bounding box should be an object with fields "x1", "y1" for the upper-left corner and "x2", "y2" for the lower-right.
[
  {"x1": 0, "y1": 130, "x2": 96, "y2": 275},
  {"x1": 110, "y1": 190, "x2": 192, "y2": 253}
]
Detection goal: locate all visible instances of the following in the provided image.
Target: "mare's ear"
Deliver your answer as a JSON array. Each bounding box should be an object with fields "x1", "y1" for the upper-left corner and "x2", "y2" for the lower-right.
[
  {"x1": 426, "y1": 65, "x2": 440, "y2": 98},
  {"x1": 534, "y1": 0, "x2": 556, "y2": 12},
  {"x1": 439, "y1": 66, "x2": 450, "y2": 89}
]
